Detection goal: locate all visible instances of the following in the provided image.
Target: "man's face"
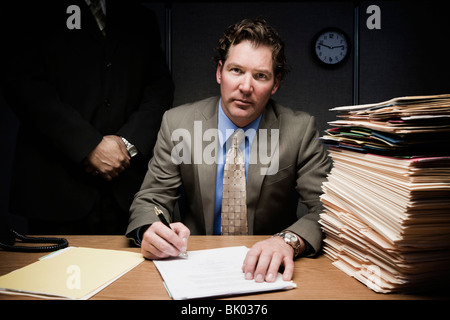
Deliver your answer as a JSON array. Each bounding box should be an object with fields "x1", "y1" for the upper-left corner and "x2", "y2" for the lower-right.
[{"x1": 216, "y1": 40, "x2": 280, "y2": 128}]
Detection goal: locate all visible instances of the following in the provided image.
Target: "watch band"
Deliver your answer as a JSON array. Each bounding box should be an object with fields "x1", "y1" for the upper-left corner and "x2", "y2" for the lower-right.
[{"x1": 121, "y1": 137, "x2": 138, "y2": 157}]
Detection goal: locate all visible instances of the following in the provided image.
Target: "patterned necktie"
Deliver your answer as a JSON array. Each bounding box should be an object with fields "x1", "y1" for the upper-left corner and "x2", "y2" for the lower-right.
[
  {"x1": 221, "y1": 129, "x2": 248, "y2": 235},
  {"x1": 89, "y1": 0, "x2": 106, "y2": 36}
]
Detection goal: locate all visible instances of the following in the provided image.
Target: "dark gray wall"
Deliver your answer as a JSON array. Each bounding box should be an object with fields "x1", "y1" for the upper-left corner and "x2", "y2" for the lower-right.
[
  {"x1": 1, "y1": 1, "x2": 449, "y2": 229},
  {"x1": 359, "y1": 1, "x2": 450, "y2": 103}
]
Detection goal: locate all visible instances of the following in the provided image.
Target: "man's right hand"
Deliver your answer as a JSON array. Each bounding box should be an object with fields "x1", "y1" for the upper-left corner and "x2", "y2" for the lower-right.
[
  {"x1": 140, "y1": 222, "x2": 190, "y2": 260},
  {"x1": 84, "y1": 135, "x2": 130, "y2": 181}
]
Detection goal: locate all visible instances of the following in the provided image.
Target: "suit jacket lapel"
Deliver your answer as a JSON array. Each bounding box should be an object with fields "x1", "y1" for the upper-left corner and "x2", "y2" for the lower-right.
[
  {"x1": 246, "y1": 100, "x2": 280, "y2": 234},
  {"x1": 196, "y1": 98, "x2": 220, "y2": 234},
  {"x1": 103, "y1": 0, "x2": 120, "y2": 60},
  {"x1": 80, "y1": 0, "x2": 106, "y2": 42}
]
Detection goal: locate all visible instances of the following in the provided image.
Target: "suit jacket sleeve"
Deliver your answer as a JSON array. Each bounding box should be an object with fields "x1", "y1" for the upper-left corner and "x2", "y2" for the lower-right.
[
  {"x1": 126, "y1": 110, "x2": 182, "y2": 239},
  {"x1": 287, "y1": 115, "x2": 332, "y2": 255}
]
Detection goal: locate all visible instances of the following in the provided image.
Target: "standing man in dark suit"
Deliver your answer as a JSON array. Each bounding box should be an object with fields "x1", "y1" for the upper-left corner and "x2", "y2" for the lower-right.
[
  {"x1": 126, "y1": 18, "x2": 331, "y2": 283},
  {"x1": 0, "y1": 0, "x2": 174, "y2": 234}
]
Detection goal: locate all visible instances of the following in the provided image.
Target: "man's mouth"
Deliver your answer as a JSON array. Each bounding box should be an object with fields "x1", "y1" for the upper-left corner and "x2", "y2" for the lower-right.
[{"x1": 234, "y1": 99, "x2": 252, "y2": 107}]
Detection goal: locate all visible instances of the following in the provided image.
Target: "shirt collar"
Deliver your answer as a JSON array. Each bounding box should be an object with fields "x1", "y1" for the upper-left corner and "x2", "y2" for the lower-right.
[
  {"x1": 217, "y1": 99, "x2": 261, "y2": 148},
  {"x1": 85, "y1": 0, "x2": 106, "y2": 14}
]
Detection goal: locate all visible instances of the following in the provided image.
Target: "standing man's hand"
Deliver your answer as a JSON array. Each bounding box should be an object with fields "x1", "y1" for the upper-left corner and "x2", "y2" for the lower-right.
[{"x1": 85, "y1": 135, "x2": 130, "y2": 181}]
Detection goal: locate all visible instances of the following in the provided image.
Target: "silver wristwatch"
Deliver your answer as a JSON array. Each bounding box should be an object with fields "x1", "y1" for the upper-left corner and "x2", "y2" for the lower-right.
[
  {"x1": 121, "y1": 137, "x2": 138, "y2": 157},
  {"x1": 274, "y1": 231, "x2": 301, "y2": 257}
]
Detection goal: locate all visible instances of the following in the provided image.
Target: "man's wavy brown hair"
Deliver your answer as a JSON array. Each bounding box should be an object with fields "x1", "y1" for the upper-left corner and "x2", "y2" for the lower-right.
[{"x1": 214, "y1": 18, "x2": 290, "y2": 81}]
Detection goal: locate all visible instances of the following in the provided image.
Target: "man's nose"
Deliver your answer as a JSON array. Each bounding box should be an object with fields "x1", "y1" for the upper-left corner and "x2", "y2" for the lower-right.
[{"x1": 239, "y1": 74, "x2": 253, "y2": 94}]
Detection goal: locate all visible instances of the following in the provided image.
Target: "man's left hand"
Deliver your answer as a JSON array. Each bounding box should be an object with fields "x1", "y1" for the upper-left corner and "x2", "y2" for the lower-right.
[{"x1": 242, "y1": 236, "x2": 302, "y2": 283}]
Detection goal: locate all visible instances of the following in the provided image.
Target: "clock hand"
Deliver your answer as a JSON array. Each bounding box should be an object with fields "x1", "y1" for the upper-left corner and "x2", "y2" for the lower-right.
[
  {"x1": 318, "y1": 44, "x2": 345, "y2": 49},
  {"x1": 318, "y1": 43, "x2": 332, "y2": 49}
]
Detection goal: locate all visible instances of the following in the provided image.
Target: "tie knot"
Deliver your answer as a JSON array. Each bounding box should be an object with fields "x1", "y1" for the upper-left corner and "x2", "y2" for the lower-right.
[{"x1": 232, "y1": 129, "x2": 246, "y2": 148}]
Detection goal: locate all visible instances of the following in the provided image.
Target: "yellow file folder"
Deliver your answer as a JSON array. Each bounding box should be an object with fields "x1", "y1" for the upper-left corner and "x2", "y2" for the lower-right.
[{"x1": 0, "y1": 247, "x2": 144, "y2": 299}]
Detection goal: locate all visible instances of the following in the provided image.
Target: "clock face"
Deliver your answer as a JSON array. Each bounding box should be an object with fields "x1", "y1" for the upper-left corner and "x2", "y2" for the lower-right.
[{"x1": 314, "y1": 30, "x2": 349, "y2": 65}]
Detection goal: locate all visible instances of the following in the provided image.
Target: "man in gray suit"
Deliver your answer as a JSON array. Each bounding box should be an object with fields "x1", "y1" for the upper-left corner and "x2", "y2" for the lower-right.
[{"x1": 126, "y1": 18, "x2": 331, "y2": 283}]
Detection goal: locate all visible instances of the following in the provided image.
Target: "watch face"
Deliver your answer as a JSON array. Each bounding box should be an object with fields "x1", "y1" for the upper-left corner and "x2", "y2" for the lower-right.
[
  {"x1": 285, "y1": 233, "x2": 297, "y2": 243},
  {"x1": 314, "y1": 29, "x2": 349, "y2": 65}
]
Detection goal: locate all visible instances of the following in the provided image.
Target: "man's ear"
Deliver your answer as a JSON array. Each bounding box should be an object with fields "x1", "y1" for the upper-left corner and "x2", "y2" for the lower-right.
[
  {"x1": 216, "y1": 61, "x2": 223, "y2": 84},
  {"x1": 271, "y1": 73, "x2": 282, "y2": 95}
]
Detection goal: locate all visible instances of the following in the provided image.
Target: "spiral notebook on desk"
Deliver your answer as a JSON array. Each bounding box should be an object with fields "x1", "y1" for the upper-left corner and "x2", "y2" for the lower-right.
[{"x1": 153, "y1": 246, "x2": 297, "y2": 300}]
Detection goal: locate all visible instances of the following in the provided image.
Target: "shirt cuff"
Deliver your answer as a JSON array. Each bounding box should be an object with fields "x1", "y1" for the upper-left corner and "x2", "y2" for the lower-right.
[
  {"x1": 129, "y1": 225, "x2": 150, "y2": 246},
  {"x1": 299, "y1": 237, "x2": 314, "y2": 257}
]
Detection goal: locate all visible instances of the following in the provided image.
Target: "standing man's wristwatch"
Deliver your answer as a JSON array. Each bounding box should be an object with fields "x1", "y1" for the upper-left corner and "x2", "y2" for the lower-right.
[
  {"x1": 121, "y1": 137, "x2": 138, "y2": 157},
  {"x1": 273, "y1": 231, "x2": 302, "y2": 257}
]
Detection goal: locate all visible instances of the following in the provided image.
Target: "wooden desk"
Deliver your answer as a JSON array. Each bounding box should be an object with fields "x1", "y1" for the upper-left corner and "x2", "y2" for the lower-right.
[{"x1": 0, "y1": 235, "x2": 448, "y2": 300}]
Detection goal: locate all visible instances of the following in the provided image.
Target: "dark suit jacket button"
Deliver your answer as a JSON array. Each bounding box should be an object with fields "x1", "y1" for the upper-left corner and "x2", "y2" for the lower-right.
[{"x1": 104, "y1": 100, "x2": 111, "y2": 108}]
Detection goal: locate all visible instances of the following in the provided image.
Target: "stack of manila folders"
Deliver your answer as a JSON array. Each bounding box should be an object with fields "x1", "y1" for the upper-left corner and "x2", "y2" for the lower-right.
[{"x1": 319, "y1": 94, "x2": 450, "y2": 293}]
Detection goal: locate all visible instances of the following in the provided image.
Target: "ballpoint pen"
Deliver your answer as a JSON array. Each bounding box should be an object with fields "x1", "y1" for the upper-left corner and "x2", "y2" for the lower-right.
[{"x1": 154, "y1": 206, "x2": 188, "y2": 258}]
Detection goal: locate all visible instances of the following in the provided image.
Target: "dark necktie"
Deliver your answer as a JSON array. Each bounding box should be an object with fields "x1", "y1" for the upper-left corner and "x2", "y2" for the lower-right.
[{"x1": 89, "y1": 0, "x2": 106, "y2": 36}]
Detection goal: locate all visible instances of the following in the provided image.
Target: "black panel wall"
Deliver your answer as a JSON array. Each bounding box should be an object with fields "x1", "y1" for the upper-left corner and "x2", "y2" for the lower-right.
[{"x1": 359, "y1": 1, "x2": 450, "y2": 103}]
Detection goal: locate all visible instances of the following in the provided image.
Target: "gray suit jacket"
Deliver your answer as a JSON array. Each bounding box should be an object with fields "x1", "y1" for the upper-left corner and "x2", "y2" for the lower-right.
[{"x1": 126, "y1": 96, "x2": 331, "y2": 254}]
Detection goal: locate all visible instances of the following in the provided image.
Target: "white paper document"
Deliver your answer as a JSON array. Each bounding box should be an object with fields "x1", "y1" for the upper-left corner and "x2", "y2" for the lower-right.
[{"x1": 153, "y1": 246, "x2": 297, "y2": 300}]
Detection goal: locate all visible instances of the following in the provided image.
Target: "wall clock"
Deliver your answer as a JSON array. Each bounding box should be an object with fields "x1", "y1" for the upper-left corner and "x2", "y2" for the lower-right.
[{"x1": 313, "y1": 28, "x2": 350, "y2": 66}]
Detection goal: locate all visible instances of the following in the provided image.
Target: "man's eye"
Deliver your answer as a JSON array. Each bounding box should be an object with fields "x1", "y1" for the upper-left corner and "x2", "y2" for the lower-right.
[
  {"x1": 230, "y1": 68, "x2": 241, "y2": 74},
  {"x1": 255, "y1": 73, "x2": 268, "y2": 80}
]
